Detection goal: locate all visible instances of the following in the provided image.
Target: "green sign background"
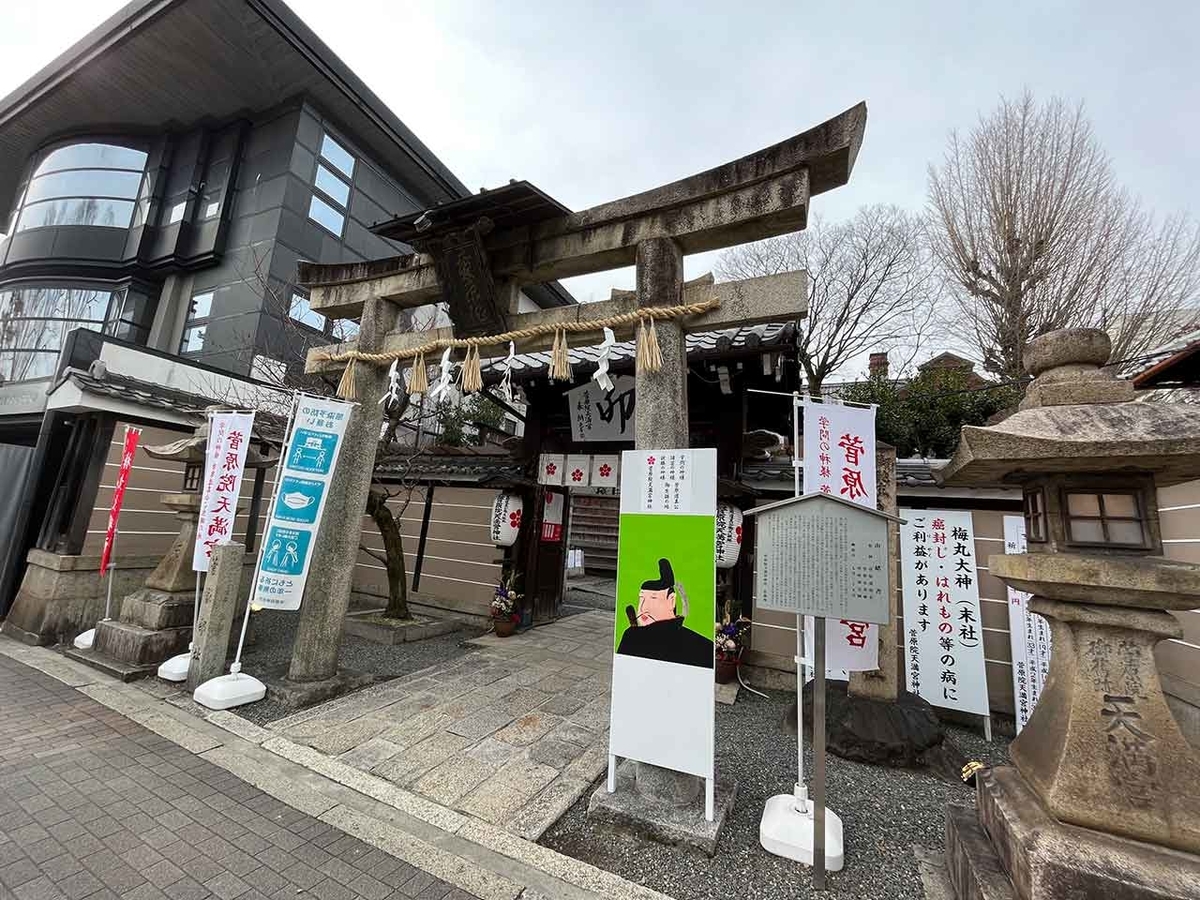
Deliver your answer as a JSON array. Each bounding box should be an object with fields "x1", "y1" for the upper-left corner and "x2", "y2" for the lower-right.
[{"x1": 614, "y1": 512, "x2": 716, "y2": 652}]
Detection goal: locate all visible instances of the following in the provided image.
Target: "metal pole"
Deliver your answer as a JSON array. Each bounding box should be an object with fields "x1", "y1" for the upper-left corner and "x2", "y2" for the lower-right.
[
  {"x1": 102, "y1": 541, "x2": 116, "y2": 621},
  {"x1": 814, "y1": 616, "x2": 827, "y2": 890},
  {"x1": 229, "y1": 392, "x2": 297, "y2": 674}
]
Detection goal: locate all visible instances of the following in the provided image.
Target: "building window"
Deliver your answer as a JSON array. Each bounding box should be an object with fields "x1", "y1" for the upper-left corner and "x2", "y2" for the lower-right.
[
  {"x1": 181, "y1": 325, "x2": 206, "y2": 354},
  {"x1": 319, "y1": 133, "x2": 355, "y2": 179},
  {"x1": 1023, "y1": 488, "x2": 1046, "y2": 542},
  {"x1": 1062, "y1": 490, "x2": 1148, "y2": 547},
  {"x1": 0, "y1": 283, "x2": 138, "y2": 383},
  {"x1": 289, "y1": 293, "x2": 325, "y2": 332},
  {"x1": 14, "y1": 141, "x2": 147, "y2": 232},
  {"x1": 307, "y1": 132, "x2": 353, "y2": 237},
  {"x1": 179, "y1": 290, "x2": 215, "y2": 355},
  {"x1": 308, "y1": 195, "x2": 345, "y2": 236}
]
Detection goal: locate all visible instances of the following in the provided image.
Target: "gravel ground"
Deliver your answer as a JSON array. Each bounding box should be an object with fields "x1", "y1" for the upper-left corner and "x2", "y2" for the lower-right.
[
  {"x1": 143, "y1": 609, "x2": 487, "y2": 726},
  {"x1": 540, "y1": 688, "x2": 1011, "y2": 900}
]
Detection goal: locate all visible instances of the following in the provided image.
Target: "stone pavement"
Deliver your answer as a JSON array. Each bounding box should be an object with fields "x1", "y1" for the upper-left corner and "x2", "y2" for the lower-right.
[
  {"x1": 270, "y1": 610, "x2": 615, "y2": 840},
  {"x1": 0, "y1": 652, "x2": 467, "y2": 900}
]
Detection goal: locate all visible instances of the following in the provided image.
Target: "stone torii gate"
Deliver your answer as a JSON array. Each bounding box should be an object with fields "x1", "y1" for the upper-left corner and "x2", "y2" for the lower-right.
[{"x1": 288, "y1": 102, "x2": 867, "y2": 690}]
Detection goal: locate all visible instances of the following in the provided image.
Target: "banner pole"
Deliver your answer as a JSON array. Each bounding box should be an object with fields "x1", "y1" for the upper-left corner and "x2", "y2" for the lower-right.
[
  {"x1": 814, "y1": 616, "x2": 828, "y2": 890},
  {"x1": 791, "y1": 392, "x2": 807, "y2": 812},
  {"x1": 229, "y1": 391, "x2": 297, "y2": 674},
  {"x1": 102, "y1": 535, "x2": 117, "y2": 621}
]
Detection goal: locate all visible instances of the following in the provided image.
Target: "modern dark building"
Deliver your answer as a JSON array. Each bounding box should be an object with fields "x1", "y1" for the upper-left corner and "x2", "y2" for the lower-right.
[{"x1": 0, "y1": 0, "x2": 573, "y2": 624}]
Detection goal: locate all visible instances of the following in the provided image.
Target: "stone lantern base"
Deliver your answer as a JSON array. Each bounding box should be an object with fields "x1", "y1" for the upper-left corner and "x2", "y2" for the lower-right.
[
  {"x1": 69, "y1": 492, "x2": 201, "y2": 681},
  {"x1": 947, "y1": 767, "x2": 1200, "y2": 900}
]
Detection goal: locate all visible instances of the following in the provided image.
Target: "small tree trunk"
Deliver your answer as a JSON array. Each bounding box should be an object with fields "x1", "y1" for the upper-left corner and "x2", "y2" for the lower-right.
[{"x1": 366, "y1": 488, "x2": 409, "y2": 619}]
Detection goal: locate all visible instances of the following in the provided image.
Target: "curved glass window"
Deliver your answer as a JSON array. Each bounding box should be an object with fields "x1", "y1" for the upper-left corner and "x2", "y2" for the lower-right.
[
  {"x1": 14, "y1": 141, "x2": 147, "y2": 233},
  {"x1": 0, "y1": 284, "x2": 150, "y2": 384}
]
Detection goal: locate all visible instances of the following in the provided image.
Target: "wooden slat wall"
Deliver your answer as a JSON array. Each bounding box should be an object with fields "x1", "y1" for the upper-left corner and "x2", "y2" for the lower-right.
[
  {"x1": 352, "y1": 486, "x2": 501, "y2": 613},
  {"x1": 84, "y1": 422, "x2": 273, "y2": 558},
  {"x1": 1158, "y1": 479, "x2": 1200, "y2": 708}
]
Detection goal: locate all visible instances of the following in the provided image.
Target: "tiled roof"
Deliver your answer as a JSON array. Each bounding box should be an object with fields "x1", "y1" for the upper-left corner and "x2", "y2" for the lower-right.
[
  {"x1": 741, "y1": 457, "x2": 944, "y2": 489},
  {"x1": 481, "y1": 322, "x2": 794, "y2": 380},
  {"x1": 58, "y1": 368, "x2": 289, "y2": 434},
  {"x1": 373, "y1": 445, "x2": 525, "y2": 485}
]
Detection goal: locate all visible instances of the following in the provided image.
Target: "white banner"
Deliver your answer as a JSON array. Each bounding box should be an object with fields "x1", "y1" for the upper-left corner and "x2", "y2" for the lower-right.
[
  {"x1": 568, "y1": 375, "x2": 636, "y2": 442},
  {"x1": 900, "y1": 509, "x2": 990, "y2": 716},
  {"x1": 254, "y1": 395, "x2": 353, "y2": 611},
  {"x1": 610, "y1": 448, "x2": 716, "y2": 782},
  {"x1": 803, "y1": 401, "x2": 879, "y2": 673},
  {"x1": 1004, "y1": 515, "x2": 1051, "y2": 732},
  {"x1": 193, "y1": 412, "x2": 255, "y2": 572}
]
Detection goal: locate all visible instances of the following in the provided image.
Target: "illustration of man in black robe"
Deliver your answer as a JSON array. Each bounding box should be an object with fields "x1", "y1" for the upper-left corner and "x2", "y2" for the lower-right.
[{"x1": 616, "y1": 557, "x2": 712, "y2": 669}]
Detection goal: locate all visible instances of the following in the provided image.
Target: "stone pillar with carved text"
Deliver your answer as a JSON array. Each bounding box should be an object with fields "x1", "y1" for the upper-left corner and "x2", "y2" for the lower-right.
[{"x1": 288, "y1": 295, "x2": 399, "y2": 684}]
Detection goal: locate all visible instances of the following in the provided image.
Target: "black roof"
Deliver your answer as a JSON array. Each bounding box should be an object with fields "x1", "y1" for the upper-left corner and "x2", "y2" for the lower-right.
[
  {"x1": 375, "y1": 181, "x2": 572, "y2": 243},
  {"x1": 0, "y1": 0, "x2": 469, "y2": 218}
]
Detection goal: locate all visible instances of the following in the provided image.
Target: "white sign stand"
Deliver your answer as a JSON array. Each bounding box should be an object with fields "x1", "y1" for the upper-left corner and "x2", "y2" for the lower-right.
[{"x1": 757, "y1": 392, "x2": 845, "y2": 872}]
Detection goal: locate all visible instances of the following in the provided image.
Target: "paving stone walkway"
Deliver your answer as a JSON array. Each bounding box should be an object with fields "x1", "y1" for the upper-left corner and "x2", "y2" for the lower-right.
[
  {"x1": 0, "y1": 653, "x2": 470, "y2": 900},
  {"x1": 269, "y1": 610, "x2": 615, "y2": 840}
]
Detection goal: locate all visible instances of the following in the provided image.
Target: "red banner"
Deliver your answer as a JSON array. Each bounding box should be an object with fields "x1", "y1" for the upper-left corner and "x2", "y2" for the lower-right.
[{"x1": 99, "y1": 426, "x2": 141, "y2": 575}]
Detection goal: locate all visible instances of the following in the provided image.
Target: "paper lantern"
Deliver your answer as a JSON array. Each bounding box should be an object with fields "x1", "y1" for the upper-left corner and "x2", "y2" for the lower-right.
[
  {"x1": 715, "y1": 502, "x2": 743, "y2": 569},
  {"x1": 490, "y1": 492, "x2": 523, "y2": 546}
]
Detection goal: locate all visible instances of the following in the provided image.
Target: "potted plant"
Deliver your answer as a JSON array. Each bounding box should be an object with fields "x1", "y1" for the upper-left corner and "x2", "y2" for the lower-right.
[
  {"x1": 491, "y1": 574, "x2": 522, "y2": 637},
  {"x1": 715, "y1": 617, "x2": 750, "y2": 683}
]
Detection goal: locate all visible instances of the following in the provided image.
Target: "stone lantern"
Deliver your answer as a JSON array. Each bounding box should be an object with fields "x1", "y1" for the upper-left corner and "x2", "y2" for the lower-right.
[{"x1": 936, "y1": 328, "x2": 1200, "y2": 898}]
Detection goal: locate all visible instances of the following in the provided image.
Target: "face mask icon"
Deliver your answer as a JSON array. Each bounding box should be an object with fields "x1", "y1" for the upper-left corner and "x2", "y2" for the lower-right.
[{"x1": 281, "y1": 491, "x2": 314, "y2": 510}]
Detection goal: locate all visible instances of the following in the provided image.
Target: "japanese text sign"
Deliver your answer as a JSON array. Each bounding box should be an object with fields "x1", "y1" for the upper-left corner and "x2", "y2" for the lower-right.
[
  {"x1": 610, "y1": 448, "x2": 717, "y2": 782},
  {"x1": 99, "y1": 425, "x2": 141, "y2": 576},
  {"x1": 752, "y1": 495, "x2": 890, "y2": 624},
  {"x1": 254, "y1": 395, "x2": 353, "y2": 611},
  {"x1": 900, "y1": 509, "x2": 990, "y2": 717},
  {"x1": 802, "y1": 400, "x2": 879, "y2": 672},
  {"x1": 567, "y1": 375, "x2": 636, "y2": 443},
  {"x1": 1004, "y1": 515, "x2": 1051, "y2": 733},
  {"x1": 193, "y1": 412, "x2": 255, "y2": 572}
]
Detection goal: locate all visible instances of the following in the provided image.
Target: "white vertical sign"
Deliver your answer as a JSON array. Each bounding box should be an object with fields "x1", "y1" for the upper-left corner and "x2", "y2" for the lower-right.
[
  {"x1": 1004, "y1": 515, "x2": 1051, "y2": 732},
  {"x1": 803, "y1": 401, "x2": 879, "y2": 673},
  {"x1": 193, "y1": 412, "x2": 255, "y2": 572},
  {"x1": 254, "y1": 396, "x2": 352, "y2": 611},
  {"x1": 900, "y1": 509, "x2": 990, "y2": 716}
]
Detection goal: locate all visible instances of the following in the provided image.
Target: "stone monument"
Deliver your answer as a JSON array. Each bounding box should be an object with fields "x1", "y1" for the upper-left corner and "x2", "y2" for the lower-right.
[{"x1": 937, "y1": 328, "x2": 1200, "y2": 899}]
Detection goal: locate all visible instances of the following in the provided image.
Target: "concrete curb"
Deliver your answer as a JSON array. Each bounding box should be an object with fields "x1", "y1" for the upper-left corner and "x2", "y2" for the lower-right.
[{"x1": 0, "y1": 636, "x2": 674, "y2": 900}]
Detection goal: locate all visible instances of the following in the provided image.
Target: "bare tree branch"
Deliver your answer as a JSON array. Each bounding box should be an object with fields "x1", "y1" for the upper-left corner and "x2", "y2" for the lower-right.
[
  {"x1": 717, "y1": 204, "x2": 939, "y2": 392},
  {"x1": 927, "y1": 90, "x2": 1200, "y2": 377}
]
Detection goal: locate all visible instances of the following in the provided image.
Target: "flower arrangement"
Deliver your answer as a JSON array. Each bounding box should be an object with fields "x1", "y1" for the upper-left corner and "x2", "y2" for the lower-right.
[
  {"x1": 715, "y1": 617, "x2": 751, "y2": 661},
  {"x1": 491, "y1": 573, "x2": 522, "y2": 623}
]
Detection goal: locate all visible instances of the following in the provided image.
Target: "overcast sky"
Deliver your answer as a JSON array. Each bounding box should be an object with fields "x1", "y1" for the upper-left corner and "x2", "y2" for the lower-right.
[{"x1": 2, "y1": 1, "x2": 1198, "y2": 311}]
